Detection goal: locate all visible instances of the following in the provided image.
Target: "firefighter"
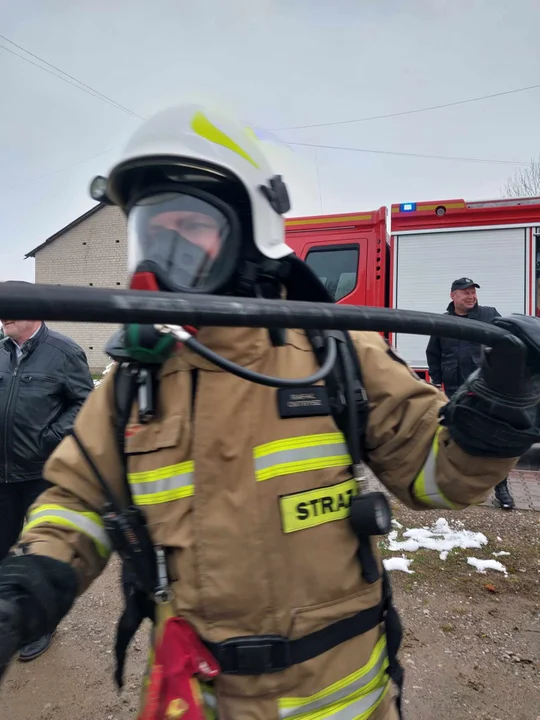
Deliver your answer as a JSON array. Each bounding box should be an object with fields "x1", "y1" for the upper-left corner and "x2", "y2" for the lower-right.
[{"x1": 1, "y1": 104, "x2": 540, "y2": 720}]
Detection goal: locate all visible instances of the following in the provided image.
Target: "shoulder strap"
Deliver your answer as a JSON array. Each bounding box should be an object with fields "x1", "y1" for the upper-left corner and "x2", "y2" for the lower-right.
[
  {"x1": 113, "y1": 363, "x2": 139, "y2": 462},
  {"x1": 339, "y1": 331, "x2": 369, "y2": 465},
  {"x1": 307, "y1": 329, "x2": 369, "y2": 466},
  {"x1": 309, "y1": 329, "x2": 405, "y2": 717}
]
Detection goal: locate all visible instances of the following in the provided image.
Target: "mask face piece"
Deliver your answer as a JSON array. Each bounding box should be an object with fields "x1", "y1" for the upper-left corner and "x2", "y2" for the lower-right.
[{"x1": 127, "y1": 191, "x2": 237, "y2": 294}]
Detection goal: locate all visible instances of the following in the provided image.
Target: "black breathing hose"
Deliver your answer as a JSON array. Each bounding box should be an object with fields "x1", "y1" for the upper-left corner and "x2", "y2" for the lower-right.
[{"x1": 182, "y1": 333, "x2": 337, "y2": 388}]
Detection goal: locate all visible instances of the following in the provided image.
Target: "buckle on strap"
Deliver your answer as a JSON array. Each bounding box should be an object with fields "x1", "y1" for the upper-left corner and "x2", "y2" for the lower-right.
[
  {"x1": 210, "y1": 634, "x2": 292, "y2": 675},
  {"x1": 203, "y1": 601, "x2": 387, "y2": 676}
]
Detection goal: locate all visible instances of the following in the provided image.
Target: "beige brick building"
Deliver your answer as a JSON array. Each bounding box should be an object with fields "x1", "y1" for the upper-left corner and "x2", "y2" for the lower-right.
[{"x1": 26, "y1": 204, "x2": 128, "y2": 373}]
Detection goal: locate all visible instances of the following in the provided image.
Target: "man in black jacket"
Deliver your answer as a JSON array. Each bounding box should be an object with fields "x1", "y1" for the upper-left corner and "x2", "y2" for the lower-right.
[
  {"x1": 426, "y1": 277, "x2": 515, "y2": 510},
  {"x1": 0, "y1": 312, "x2": 94, "y2": 660}
]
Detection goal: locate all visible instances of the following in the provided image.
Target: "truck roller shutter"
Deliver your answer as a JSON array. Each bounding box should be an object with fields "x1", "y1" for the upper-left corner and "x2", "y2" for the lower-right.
[{"x1": 393, "y1": 227, "x2": 527, "y2": 368}]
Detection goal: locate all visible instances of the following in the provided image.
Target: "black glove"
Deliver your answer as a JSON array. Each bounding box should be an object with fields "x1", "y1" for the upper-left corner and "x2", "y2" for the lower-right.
[
  {"x1": 441, "y1": 314, "x2": 540, "y2": 458},
  {"x1": 0, "y1": 594, "x2": 23, "y2": 681},
  {"x1": 0, "y1": 554, "x2": 78, "y2": 684}
]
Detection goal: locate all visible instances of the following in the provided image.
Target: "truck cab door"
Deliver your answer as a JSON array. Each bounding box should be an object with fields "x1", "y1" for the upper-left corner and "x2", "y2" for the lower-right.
[{"x1": 300, "y1": 236, "x2": 369, "y2": 306}]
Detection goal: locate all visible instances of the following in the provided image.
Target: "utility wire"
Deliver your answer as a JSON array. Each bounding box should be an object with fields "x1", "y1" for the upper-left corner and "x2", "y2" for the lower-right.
[
  {"x1": 0, "y1": 36, "x2": 529, "y2": 191},
  {"x1": 271, "y1": 83, "x2": 540, "y2": 131},
  {"x1": 287, "y1": 140, "x2": 529, "y2": 166},
  {"x1": 4, "y1": 137, "x2": 529, "y2": 194},
  {"x1": 3, "y1": 33, "x2": 538, "y2": 144},
  {"x1": 0, "y1": 37, "x2": 143, "y2": 120}
]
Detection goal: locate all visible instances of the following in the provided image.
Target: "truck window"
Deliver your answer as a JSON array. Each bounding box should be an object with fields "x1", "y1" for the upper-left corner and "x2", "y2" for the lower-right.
[{"x1": 305, "y1": 246, "x2": 359, "y2": 302}]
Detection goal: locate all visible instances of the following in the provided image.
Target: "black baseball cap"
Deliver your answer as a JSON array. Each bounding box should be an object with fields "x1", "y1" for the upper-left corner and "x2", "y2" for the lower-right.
[{"x1": 451, "y1": 277, "x2": 480, "y2": 291}]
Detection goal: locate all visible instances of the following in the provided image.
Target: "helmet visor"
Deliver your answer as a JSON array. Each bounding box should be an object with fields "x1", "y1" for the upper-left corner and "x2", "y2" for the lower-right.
[{"x1": 128, "y1": 192, "x2": 231, "y2": 292}]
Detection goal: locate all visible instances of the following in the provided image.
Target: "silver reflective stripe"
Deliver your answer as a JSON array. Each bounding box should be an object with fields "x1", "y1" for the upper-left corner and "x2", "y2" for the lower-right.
[
  {"x1": 255, "y1": 442, "x2": 350, "y2": 474},
  {"x1": 326, "y1": 686, "x2": 387, "y2": 720},
  {"x1": 202, "y1": 688, "x2": 219, "y2": 720},
  {"x1": 127, "y1": 461, "x2": 195, "y2": 505},
  {"x1": 129, "y1": 472, "x2": 194, "y2": 499},
  {"x1": 281, "y1": 685, "x2": 387, "y2": 720},
  {"x1": 25, "y1": 507, "x2": 111, "y2": 557},
  {"x1": 412, "y1": 432, "x2": 457, "y2": 510},
  {"x1": 203, "y1": 692, "x2": 217, "y2": 709},
  {"x1": 279, "y1": 642, "x2": 388, "y2": 720},
  {"x1": 254, "y1": 434, "x2": 352, "y2": 482}
]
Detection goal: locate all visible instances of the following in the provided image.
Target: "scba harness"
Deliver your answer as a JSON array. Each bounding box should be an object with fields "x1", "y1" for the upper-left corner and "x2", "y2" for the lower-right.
[{"x1": 73, "y1": 325, "x2": 405, "y2": 718}]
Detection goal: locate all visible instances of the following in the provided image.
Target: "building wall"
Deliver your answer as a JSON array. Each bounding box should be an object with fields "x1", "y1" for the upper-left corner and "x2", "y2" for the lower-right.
[{"x1": 34, "y1": 206, "x2": 128, "y2": 373}]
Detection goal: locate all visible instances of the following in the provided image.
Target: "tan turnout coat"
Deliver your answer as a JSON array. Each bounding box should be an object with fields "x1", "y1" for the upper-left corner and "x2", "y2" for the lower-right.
[{"x1": 20, "y1": 327, "x2": 516, "y2": 720}]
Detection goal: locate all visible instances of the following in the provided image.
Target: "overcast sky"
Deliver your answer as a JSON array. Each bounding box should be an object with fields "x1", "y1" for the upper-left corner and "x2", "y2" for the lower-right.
[{"x1": 1, "y1": 0, "x2": 539, "y2": 281}]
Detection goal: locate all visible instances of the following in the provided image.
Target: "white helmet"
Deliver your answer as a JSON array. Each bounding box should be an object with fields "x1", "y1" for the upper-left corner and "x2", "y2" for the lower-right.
[{"x1": 91, "y1": 104, "x2": 293, "y2": 295}]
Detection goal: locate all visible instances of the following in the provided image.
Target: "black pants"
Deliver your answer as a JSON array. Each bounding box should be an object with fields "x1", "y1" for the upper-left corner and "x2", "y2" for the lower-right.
[{"x1": 0, "y1": 479, "x2": 50, "y2": 561}]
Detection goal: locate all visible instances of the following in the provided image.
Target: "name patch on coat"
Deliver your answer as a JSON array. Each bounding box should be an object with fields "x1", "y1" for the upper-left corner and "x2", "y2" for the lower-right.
[
  {"x1": 279, "y1": 478, "x2": 358, "y2": 534},
  {"x1": 277, "y1": 386, "x2": 331, "y2": 418}
]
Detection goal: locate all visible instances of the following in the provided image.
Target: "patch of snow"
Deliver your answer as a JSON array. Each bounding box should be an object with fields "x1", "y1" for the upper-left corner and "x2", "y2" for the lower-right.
[
  {"x1": 467, "y1": 558, "x2": 508, "y2": 576},
  {"x1": 388, "y1": 534, "x2": 421, "y2": 552},
  {"x1": 385, "y1": 517, "x2": 512, "y2": 577},
  {"x1": 391, "y1": 519, "x2": 403, "y2": 529},
  {"x1": 383, "y1": 556, "x2": 414, "y2": 573},
  {"x1": 395, "y1": 517, "x2": 487, "y2": 553}
]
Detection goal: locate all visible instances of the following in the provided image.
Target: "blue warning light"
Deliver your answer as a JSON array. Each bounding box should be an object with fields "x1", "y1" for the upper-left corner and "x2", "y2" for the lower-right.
[{"x1": 400, "y1": 202, "x2": 417, "y2": 212}]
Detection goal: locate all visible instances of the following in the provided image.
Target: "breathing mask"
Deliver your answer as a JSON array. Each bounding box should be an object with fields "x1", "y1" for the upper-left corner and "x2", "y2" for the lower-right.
[{"x1": 127, "y1": 189, "x2": 242, "y2": 296}]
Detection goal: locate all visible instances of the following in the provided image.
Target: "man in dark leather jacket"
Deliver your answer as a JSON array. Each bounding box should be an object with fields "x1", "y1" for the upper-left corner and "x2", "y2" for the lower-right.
[
  {"x1": 426, "y1": 277, "x2": 514, "y2": 510},
  {"x1": 0, "y1": 311, "x2": 93, "y2": 660}
]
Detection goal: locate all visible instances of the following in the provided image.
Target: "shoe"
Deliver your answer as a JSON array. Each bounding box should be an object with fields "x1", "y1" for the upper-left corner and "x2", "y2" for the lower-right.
[
  {"x1": 18, "y1": 633, "x2": 53, "y2": 662},
  {"x1": 494, "y1": 479, "x2": 515, "y2": 510}
]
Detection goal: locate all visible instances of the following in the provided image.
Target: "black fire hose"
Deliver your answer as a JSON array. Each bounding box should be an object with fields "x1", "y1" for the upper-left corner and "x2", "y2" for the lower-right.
[{"x1": 0, "y1": 282, "x2": 517, "y2": 346}]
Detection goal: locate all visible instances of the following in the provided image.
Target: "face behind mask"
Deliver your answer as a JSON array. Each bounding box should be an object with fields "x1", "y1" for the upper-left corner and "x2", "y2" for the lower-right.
[{"x1": 127, "y1": 190, "x2": 240, "y2": 294}]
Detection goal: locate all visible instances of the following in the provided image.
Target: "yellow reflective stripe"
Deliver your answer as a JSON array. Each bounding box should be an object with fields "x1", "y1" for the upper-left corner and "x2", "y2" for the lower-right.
[
  {"x1": 284, "y1": 685, "x2": 389, "y2": 720},
  {"x1": 255, "y1": 433, "x2": 346, "y2": 456},
  {"x1": 128, "y1": 460, "x2": 194, "y2": 483},
  {"x1": 412, "y1": 428, "x2": 459, "y2": 509},
  {"x1": 254, "y1": 433, "x2": 351, "y2": 482},
  {"x1": 286, "y1": 214, "x2": 372, "y2": 227},
  {"x1": 23, "y1": 504, "x2": 111, "y2": 558},
  {"x1": 191, "y1": 111, "x2": 260, "y2": 169},
  {"x1": 278, "y1": 635, "x2": 389, "y2": 720},
  {"x1": 127, "y1": 461, "x2": 194, "y2": 506}
]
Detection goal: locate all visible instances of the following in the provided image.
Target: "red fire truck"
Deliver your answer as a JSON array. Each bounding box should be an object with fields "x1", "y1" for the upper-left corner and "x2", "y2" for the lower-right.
[{"x1": 285, "y1": 195, "x2": 540, "y2": 379}]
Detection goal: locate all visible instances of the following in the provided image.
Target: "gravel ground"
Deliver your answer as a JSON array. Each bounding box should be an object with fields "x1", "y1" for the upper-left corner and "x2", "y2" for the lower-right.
[
  {"x1": 2, "y1": 505, "x2": 539, "y2": 720},
  {"x1": 382, "y1": 504, "x2": 540, "y2": 720}
]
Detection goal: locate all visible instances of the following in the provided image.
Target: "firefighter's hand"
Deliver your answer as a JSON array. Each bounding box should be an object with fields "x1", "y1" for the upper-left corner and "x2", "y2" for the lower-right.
[
  {"x1": 491, "y1": 314, "x2": 540, "y2": 376},
  {"x1": 0, "y1": 594, "x2": 23, "y2": 684},
  {"x1": 441, "y1": 315, "x2": 540, "y2": 458},
  {"x1": 0, "y1": 553, "x2": 78, "y2": 686},
  {"x1": 475, "y1": 315, "x2": 540, "y2": 404}
]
